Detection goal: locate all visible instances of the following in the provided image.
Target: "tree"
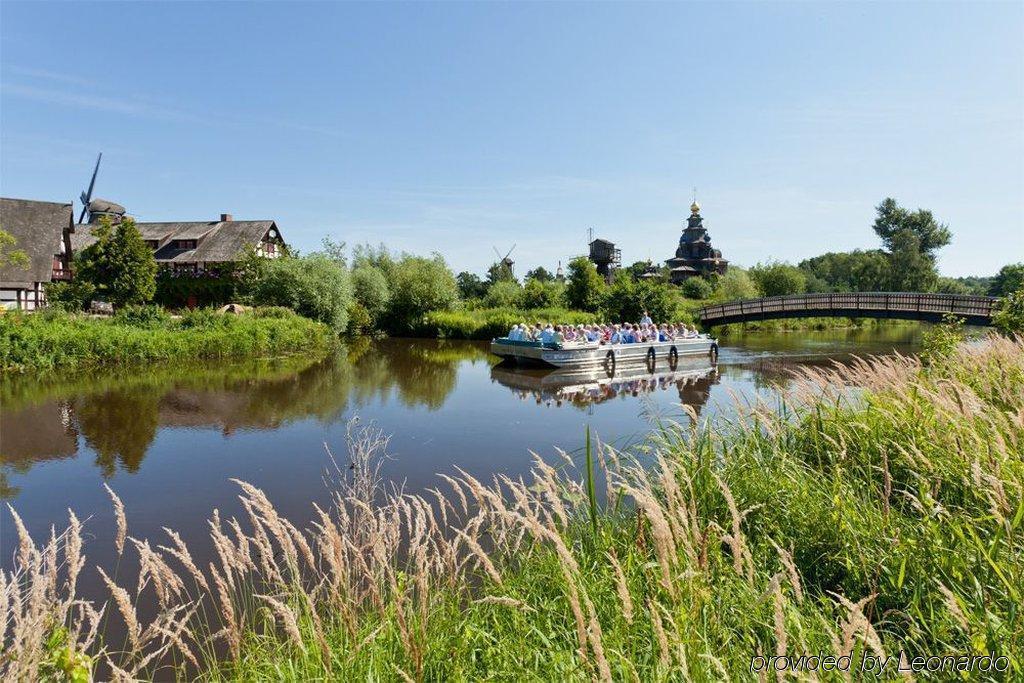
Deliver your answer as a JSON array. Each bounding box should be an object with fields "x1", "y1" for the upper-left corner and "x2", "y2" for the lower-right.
[
  {"x1": 600, "y1": 275, "x2": 674, "y2": 323},
  {"x1": 250, "y1": 254, "x2": 352, "y2": 331},
  {"x1": 520, "y1": 277, "x2": 564, "y2": 309},
  {"x1": 680, "y1": 276, "x2": 714, "y2": 300},
  {"x1": 386, "y1": 253, "x2": 459, "y2": 330},
  {"x1": 798, "y1": 250, "x2": 890, "y2": 292},
  {"x1": 992, "y1": 290, "x2": 1024, "y2": 335},
  {"x1": 872, "y1": 198, "x2": 951, "y2": 291},
  {"x1": 715, "y1": 268, "x2": 758, "y2": 301},
  {"x1": 456, "y1": 271, "x2": 487, "y2": 300},
  {"x1": 524, "y1": 266, "x2": 553, "y2": 283},
  {"x1": 76, "y1": 217, "x2": 157, "y2": 307},
  {"x1": 749, "y1": 261, "x2": 807, "y2": 297},
  {"x1": 564, "y1": 256, "x2": 605, "y2": 312},
  {"x1": 486, "y1": 261, "x2": 517, "y2": 286},
  {"x1": 351, "y1": 264, "x2": 391, "y2": 322},
  {"x1": 989, "y1": 263, "x2": 1024, "y2": 297},
  {"x1": 483, "y1": 280, "x2": 522, "y2": 308},
  {"x1": 934, "y1": 277, "x2": 972, "y2": 295},
  {"x1": 0, "y1": 227, "x2": 29, "y2": 270}
]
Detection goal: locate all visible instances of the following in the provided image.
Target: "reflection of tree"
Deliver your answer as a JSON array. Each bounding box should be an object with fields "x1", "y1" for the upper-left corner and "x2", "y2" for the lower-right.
[
  {"x1": 76, "y1": 387, "x2": 160, "y2": 476},
  {"x1": 0, "y1": 338, "x2": 481, "y2": 480}
]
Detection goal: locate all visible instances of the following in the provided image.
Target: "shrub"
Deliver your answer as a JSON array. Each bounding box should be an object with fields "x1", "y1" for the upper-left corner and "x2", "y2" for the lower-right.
[
  {"x1": 251, "y1": 306, "x2": 296, "y2": 319},
  {"x1": 483, "y1": 280, "x2": 522, "y2": 308},
  {"x1": 346, "y1": 302, "x2": 373, "y2": 336},
  {"x1": 351, "y1": 265, "x2": 390, "y2": 322},
  {"x1": 715, "y1": 267, "x2": 759, "y2": 301},
  {"x1": 44, "y1": 280, "x2": 96, "y2": 312},
  {"x1": 250, "y1": 255, "x2": 352, "y2": 332},
  {"x1": 992, "y1": 289, "x2": 1024, "y2": 335},
  {"x1": 75, "y1": 217, "x2": 158, "y2": 307},
  {"x1": 600, "y1": 276, "x2": 674, "y2": 323},
  {"x1": 113, "y1": 304, "x2": 171, "y2": 329},
  {"x1": 520, "y1": 278, "x2": 565, "y2": 309},
  {"x1": 679, "y1": 276, "x2": 714, "y2": 300},
  {"x1": 385, "y1": 254, "x2": 459, "y2": 332},
  {"x1": 749, "y1": 260, "x2": 807, "y2": 297}
]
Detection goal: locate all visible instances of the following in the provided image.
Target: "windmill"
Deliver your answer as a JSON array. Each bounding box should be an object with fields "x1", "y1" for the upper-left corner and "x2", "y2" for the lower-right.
[
  {"x1": 492, "y1": 244, "x2": 516, "y2": 279},
  {"x1": 78, "y1": 153, "x2": 102, "y2": 223}
]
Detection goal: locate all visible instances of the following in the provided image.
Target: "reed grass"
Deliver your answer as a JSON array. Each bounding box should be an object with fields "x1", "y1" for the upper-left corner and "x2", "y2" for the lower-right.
[{"x1": 2, "y1": 335, "x2": 1022, "y2": 680}]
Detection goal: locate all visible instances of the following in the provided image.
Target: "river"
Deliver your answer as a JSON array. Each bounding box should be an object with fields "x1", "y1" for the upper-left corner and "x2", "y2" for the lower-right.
[{"x1": 1, "y1": 327, "x2": 921, "y2": 593}]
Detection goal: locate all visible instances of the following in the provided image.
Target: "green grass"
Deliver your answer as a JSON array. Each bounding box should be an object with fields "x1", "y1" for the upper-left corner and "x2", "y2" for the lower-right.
[{"x1": 0, "y1": 307, "x2": 336, "y2": 373}]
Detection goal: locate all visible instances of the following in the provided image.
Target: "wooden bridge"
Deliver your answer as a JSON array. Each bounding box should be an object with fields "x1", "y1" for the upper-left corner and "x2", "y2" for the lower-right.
[{"x1": 699, "y1": 292, "x2": 998, "y2": 327}]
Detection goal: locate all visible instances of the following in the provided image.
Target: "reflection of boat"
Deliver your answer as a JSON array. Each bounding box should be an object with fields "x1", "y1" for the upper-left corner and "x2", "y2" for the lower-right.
[
  {"x1": 490, "y1": 356, "x2": 720, "y2": 409},
  {"x1": 490, "y1": 336, "x2": 718, "y2": 368}
]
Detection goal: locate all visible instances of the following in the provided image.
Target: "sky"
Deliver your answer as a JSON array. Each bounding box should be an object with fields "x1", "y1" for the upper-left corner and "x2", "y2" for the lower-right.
[{"x1": 1, "y1": 1, "x2": 1022, "y2": 278}]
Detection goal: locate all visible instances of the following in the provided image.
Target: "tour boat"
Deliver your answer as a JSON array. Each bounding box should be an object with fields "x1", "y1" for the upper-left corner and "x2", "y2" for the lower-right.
[{"x1": 490, "y1": 334, "x2": 718, "y2": 369}]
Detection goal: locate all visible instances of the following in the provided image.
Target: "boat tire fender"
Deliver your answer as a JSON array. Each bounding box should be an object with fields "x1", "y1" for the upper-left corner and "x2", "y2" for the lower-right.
[
  {"x1": 710, "y1": 342, "x2": 719, "y2": 362},
  {"x1": 668, "y1": 345, "x2": 678, "y2": 369},
  {"x1": 604, "y1": 349, "x2": 616, "y2": 372},
  {"x1": 646, "y1": 346, "x2": 656, "y2": 371}
]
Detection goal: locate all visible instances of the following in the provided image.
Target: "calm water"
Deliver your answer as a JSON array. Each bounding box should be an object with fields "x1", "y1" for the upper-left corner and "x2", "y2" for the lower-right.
[{"x1": 1, "y1": 328, "x2": 921, "y2": 592}]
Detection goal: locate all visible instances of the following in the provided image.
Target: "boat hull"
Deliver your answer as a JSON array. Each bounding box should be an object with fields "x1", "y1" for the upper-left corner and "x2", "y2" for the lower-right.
[{"x1": 490, "y1": 337, "x2": 718, "y2": 369}]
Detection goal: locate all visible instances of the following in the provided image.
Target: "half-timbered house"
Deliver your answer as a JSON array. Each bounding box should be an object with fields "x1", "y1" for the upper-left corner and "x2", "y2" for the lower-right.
[{"x1": 0, "y1": 198, "x2": 75, "y2": 310}]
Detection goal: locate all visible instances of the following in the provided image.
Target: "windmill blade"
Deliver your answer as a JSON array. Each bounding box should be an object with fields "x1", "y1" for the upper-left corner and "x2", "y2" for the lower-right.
[
  {"x1": 78, "y1": 152, "x2": 102, "y2": 223},
  {"x1": 504, "y1": 243, "x2": 517, "y2": 260},
  {"x1": 493, "y1": 246, "x2": 503, "y2": 260}
]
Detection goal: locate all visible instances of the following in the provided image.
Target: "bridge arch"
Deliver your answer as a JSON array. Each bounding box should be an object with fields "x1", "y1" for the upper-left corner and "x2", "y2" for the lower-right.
[{"x1": 699, "y1": 292, "x2": 997, "y2": 327}]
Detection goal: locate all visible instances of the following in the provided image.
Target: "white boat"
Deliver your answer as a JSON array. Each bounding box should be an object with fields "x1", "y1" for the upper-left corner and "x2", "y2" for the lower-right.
[{"x1": 490, "y1": 335, "x2": 718, "y2": 369}]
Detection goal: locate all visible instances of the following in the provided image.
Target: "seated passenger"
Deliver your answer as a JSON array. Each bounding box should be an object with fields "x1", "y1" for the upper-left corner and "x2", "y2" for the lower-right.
[
  {"x1": 658, "y1": 324, "x2": 670, "y2": 342},
  {"x1": 539, "y1": 324, "x2": 554, "y2": 344},
  {"x1": 507, "y1": 324, "x2": 522, "y2": 341},
  {"x1": 609, "y1": 324, "x2": 623, "y2": 344},
  {"x1": 552, "y1": 325, "x2": 565, "y2": 346}
]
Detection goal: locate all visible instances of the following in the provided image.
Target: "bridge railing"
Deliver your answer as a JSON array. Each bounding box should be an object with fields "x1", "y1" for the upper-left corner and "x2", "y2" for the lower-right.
[{"x1": 699, "y1": 292, "x2": 997, "y2": 323}]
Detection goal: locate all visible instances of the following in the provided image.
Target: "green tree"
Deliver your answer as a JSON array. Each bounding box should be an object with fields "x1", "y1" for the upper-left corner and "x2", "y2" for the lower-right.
[
  {"x1": 76, "y1": 217, "x2": 157, "y2": 307},
  {"x1": 484, "y1": 280, "x2": 523, "y2": 308},
  {"x1": 872, "y1": 198, "x2": 951, "y2": 291},
  {"x1": 486, "y1": 261, "x2": 517, "y2": 286},
  {"x1": 992, "y1": 290, "x2": 1024, "y2": 335},
  {"x1": 798, "y1": 250, "x2": 890, "y2": 292},
  {"x1": 524, "y1": 266, "x2": 553, "y2": 283},
  {"x1": 251, "y1": 254, "x2": 352, "y2": 331},
  {"x1": 989, "y1": 263, "x2": 1024, "y2": 297},
  {"x1": 680, "y1": 276, "x2": 714, "y2": 300},
  {"x1": 351, "y1": 265, "x2": 391, "y2": 323},
  {"x1": 935, "y1": 277, "x2": 972, "y2": 295},
  {"x1": 519, "y1": 277, "x2": 564, "y2": 308},
  {"x1": 564, "y1": 256, "x2": 605, "y2": 312},
  {"x1": 456, "y1": 271, "x2": 487, "y2": 300},
  {"x1": 749, "y1": 261, "x2": 807, "y2": 297},
  {"x1": 600, "y1": 276, "x2": 674, "y2": 323},
  {"x1": 386, "y1": 253, "x2": 459, "y2": 331},
  {"x1": 0, "y1": 227, "x2": 30, "y2": 270},
  {"x1": 715, "y1": 268, "x2": 758, "y2": 301}
]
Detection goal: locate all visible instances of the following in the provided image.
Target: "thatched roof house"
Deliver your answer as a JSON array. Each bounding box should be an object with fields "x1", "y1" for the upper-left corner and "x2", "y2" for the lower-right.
[
  {"x1": 0, "y1": 198, "x2": 75, "y2": 310},
  {"x1": 71, "y1": 211, "x2": 284, "y2": 273}
]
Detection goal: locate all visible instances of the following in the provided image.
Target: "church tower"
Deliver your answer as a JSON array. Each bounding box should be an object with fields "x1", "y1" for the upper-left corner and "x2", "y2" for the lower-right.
[{"x1": 665, "y1": 201, "x2": 729, "y2": 284}]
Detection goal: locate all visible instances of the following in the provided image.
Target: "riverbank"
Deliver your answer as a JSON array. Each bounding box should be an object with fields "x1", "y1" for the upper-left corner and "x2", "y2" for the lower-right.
[
  {"x1": 0, "y1": 307, "x2": 335, "y2": 373},
  {"x1": 3, "y1": 335, "x2": 1020, "y2": 679}
]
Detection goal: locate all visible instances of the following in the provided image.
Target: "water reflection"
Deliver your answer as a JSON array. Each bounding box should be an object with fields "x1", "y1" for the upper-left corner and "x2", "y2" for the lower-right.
[
  {"x1": 0, "y1": 340, "x2": 495, "y2": 491},
  {"x1": 490, "y1": 358, "x2": 719, "y2": 413}
]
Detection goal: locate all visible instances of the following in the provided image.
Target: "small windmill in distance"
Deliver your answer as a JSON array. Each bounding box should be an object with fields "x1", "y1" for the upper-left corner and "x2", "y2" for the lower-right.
[
  {"x1": 78, "y1": 153, "x2": 102, "y2": 223},
  {"x1": 492, "y1": 244, "x2": 516, "y2": 279}
]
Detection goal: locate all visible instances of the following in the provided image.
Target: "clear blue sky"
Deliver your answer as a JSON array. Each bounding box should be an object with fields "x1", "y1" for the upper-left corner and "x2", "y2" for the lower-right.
[{"x1": 2, "y1": 1, "x2": 1021, "y2": 277}]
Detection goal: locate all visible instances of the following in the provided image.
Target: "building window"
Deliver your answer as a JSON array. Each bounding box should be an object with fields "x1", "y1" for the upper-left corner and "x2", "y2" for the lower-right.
[
  {"x1": 176, "y1": 239, "x2": 197, "y2": 250},
  {"x1": 146, "y1": 240, "x2": 159, "y2": 250}
]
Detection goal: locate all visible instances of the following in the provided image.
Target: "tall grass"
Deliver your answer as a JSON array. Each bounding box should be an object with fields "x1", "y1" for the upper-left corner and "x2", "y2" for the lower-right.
[
  {"x1": 0, "y1": 308, "x2": 335, "y2": 373},
  {"x1": 2, "y1": 335, "x2": 1021, "y2": 680}
]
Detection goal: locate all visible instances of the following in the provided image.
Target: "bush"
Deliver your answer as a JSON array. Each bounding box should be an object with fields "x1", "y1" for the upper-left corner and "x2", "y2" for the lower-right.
[
  {"x1": 346, "y1": 302, "x2": 373, "y2": 336},
  {"x1": 384, "y1": 254, "x2": 459, "y2": 333},
  {"x1": 600, "y1": 276, "x2": 674, "y2": 323},
  {"x1": 749, "y1": 261, "x2": 807, "y2": 297},
  {"x1": 679, "y1": 276, "x2": 714, "y2": 300},
  {"x1": 483, "y1": 280, "x2": 522, "y2": 308},
  {"x1": 177, "y1": 307, "x2": 224, "y2": 330},
  {"x1": 992, "y1": 289, "x2": 1024, "y2": 335},
  {"x1": 75, "y1": 217, "x2": 157, "y2": 307},
  {"x1": 113, "y1": 304, "x2": 171, "y2": 329},
  {"x1": 520, "y1": 278, "x2": 565, "y2": 309},
  {"x1": 251, "y1": 306, "x2": 296, "y2": 319},
  {"x1": 249, "y1": 255, "x2": 352, "y2": 332},
  {"x1": 715, "y1": 268, "x2": 759, "y2": 301},
  {"x1": 44, "y1": 280, "x2": 96, "y2": 312},
  {"x1": 351, "y1": 265, "x2": 390, "y2": 322}
]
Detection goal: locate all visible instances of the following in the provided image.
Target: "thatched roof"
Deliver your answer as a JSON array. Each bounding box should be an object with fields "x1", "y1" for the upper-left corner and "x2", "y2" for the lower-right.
[
  {"x1": 72, "y1": 219, "x2": 279, "y2": 264},
  {"x1": 0, "y1": 198, "x2": 73, "y2": 286}
]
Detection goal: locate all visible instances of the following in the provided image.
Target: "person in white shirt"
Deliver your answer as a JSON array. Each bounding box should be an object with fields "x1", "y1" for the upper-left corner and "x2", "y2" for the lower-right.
[
  {"x1": 640, "y1": 310, "x2": 653, "y2": 326},
  {"x1": 507, "y1": 324, "x2": 521, "y2": 341}
]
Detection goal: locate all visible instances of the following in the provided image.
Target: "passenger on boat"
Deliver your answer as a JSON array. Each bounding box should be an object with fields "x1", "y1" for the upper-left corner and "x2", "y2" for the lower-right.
[
  {"x1": 552, "y1": 325, "x2": 565, "y2": 346},
  {"x1": 640, "y1": 310, "x2": 653, "y2": 326},
  {"x1": 507, "y1": 324, "x2": 522, "y2": 341},
  {"x1": 610, "y1": 324, "x2": 623, "y2": 344},
  {"x1": 539, "y1": 324, "x2": 555, "y2": 344},
  {"x1": 658, "y1": 324, "x2": 670, "y2": 342},
  {"x1": 586, "y1": 325, "x2": 600, "y2": 342}
]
